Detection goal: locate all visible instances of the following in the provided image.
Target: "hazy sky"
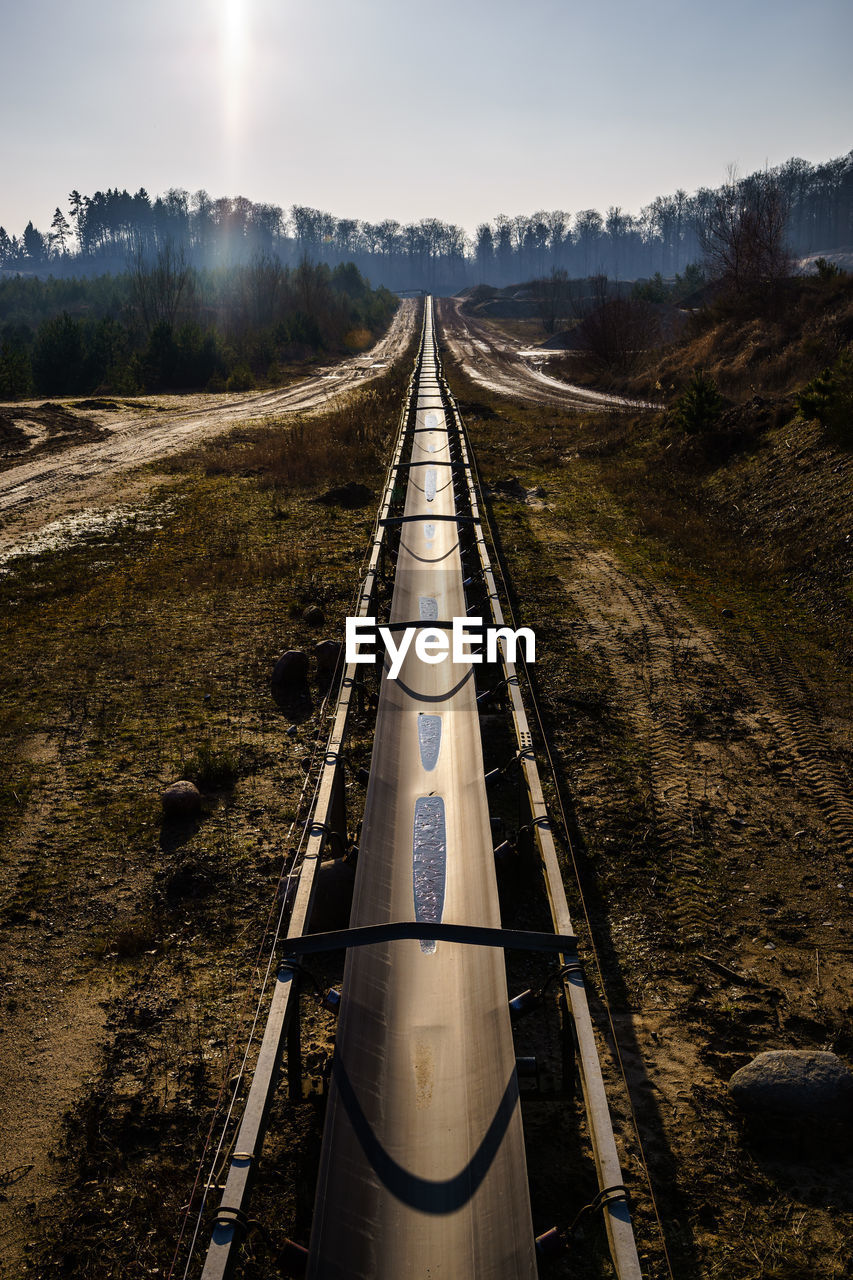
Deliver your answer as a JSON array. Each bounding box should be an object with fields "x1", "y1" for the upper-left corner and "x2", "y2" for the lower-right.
[{"x1": 1, "y1": 0, "x2": 850, "y2": 238}]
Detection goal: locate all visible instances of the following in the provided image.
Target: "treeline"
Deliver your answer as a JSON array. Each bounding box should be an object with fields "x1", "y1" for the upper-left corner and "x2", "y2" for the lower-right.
[
  {"x1": 1, "y1": 152, "x2": 851, "y2": 290},
  {"x1": 0, "y1": 257, "x2": 398, "y2": 399}
]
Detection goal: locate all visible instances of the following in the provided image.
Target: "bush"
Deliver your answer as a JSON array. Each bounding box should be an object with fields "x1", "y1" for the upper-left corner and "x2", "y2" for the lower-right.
[
  {"x1": 226, "y1": 364, "x2": 254, "y2": 392},
  {"x1": 815, "y1": 257, "x2": 845, "y2": 282},
  {"x1": 576, "y1": 291, "x2": 661, "y2": 371},
  {"x1": 796, "y1": 351, "x2": 853, "y2": 442},
  {"x1": 673, "y1": 370, "x2": 724, "y2": 434},
  {"x1": 179, "y1": 741, "x2": 239, "y2": 790}
]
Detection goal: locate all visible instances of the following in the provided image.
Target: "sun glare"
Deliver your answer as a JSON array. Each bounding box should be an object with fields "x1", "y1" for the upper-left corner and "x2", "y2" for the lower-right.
[{"x1": 221, "y1": 0, "x2": 250, "y2": 153}]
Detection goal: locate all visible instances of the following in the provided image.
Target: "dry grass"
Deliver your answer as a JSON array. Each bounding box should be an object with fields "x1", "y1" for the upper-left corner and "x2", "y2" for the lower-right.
[
  {"x1": 0, "y1": 337, "x2": 417, "y2": 1280},
  {"x1": 551, "y1": 272, "x2": 853, "y2": 406},
  {"x1": 168, "y1": 373, "x2": 408, "y2": 493}
]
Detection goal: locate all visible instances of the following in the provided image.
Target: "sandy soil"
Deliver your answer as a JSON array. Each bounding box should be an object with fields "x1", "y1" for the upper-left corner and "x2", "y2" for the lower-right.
[
  {"x1": 0, "y1": 299, "x2": 416, "y2": 558},
  {"x1": 460, "y1": 380, "x2": 853, "y2": 1275},
  {"x1": 539, "y1": 529, "x2": 853, "y2": 1275}
]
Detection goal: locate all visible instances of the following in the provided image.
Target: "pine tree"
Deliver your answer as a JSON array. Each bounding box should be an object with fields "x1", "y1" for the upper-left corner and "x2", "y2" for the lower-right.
[{"x1": 50, "y1": 207, "x2": 71, "y2": 256}]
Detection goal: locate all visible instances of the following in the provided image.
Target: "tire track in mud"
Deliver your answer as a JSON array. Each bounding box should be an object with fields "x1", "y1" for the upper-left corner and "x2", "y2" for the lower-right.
[
  {"x1": 532, "y1": 528, "x2": 853, "y2": 942},
  {"x1": 733, "y1": 631, "x2": 853, "y2": 858},
  {"x1": 642, "y1": 589, "x2": 853, "y2": 863},
  {"x1": 566, "y1": 550, "x2": 719, "y2": 940},
  {"x1": 436, "y1": 298, "x2": 657, "y2": 411}
]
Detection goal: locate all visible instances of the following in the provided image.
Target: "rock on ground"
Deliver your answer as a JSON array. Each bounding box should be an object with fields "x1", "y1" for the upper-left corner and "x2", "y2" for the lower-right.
[
  {"x1": 161, "y1": 780, "x2": 202, "y2": 818},
  {"x1": 312, "y1": 481, "x2": 374, "y2": 509},
  {"x1": 271, "y1": 649, "x2": 309, "y2": 696},
  {"x1": 315, "y1": 639, "x2": 343, "y2": 683},
  {"x1": 729, "y1": 1050, "x2": 853, "y2": 1118}
]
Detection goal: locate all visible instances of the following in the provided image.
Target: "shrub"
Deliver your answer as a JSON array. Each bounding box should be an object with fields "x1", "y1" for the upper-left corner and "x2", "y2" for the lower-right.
[
  {"x1": 226, "y1": 364, "x2": 254, "y2": 392},
  {"x1": 796, "y1": 351, "x2": 853, "y2": 442},
  {"x1": 814, "y1": 257, "x2": 845, "y2": 282},
  {"x1": 179, "y1": 741, "x2": 239, "y2": 790},
  {"x1": 673, "y1": 370, "x2": 725, "y2": 434}
]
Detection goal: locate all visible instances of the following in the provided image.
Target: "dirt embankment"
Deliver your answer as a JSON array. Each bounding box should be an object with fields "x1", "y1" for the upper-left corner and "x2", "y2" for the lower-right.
[{"x1": 448, "y1": 349, "x2": 853, "y2": 1277}]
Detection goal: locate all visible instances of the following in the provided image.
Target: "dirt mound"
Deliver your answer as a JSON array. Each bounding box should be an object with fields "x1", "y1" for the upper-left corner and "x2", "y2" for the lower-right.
[
  {"x1": 312, "y1": 480, "x2": 374, "y2": 508},
  {"x1": 0, "y1": 413, "x2": 29, "y2": 453},
  {"x1": 624, "y1": 274, "x2": 853, "y2": 402},
  {"x1": 0, "y1": 404, "x2": 106, "y2": 471}
]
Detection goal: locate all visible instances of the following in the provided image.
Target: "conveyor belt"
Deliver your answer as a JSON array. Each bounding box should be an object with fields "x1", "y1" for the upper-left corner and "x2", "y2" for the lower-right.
[
  {"x1": 305, "y1": 299, "x2": 537, "y2": 1278},
  {"x1": 199, "y1": 297, "x2": 644, "y2": 1280}
]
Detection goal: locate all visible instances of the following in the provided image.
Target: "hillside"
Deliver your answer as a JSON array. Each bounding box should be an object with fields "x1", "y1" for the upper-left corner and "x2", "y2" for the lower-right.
[{"x1": 438, "y1": 288, "x2": 853, "y2": 1276}]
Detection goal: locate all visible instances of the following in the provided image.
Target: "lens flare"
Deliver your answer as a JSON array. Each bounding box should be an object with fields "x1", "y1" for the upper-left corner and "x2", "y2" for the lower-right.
[{"x1": 221, "y1": 0, "x2": 249, "y2": 158}]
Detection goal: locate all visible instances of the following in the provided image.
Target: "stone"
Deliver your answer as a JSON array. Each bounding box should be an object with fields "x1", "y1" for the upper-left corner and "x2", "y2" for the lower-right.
[
  {"x1": 303, "y1": 604, "x2": 325, "y2": 626},
  {"x1": 728, "y1": 1050, "x2": 853, "y2": 1119},
  {"x1": 161, "y1": 780, "x2": 201, "y2": 818},
  {"x1": 271, "y1": 649, "x2": 309, "y2": 696},
  {"x1": 315, "y1": 639, "x2": 343, "y2": 684},
  {"x1": 491, "y1": 476, "x2": 527, "y2": 501}
]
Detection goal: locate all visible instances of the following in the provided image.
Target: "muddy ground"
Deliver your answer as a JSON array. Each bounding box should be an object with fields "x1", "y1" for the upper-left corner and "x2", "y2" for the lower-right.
[
  {"x1": 435, "y1": 296, "x2": 653, "y2": 411},
  {"x1": 1, "y1": 303, "x2": 851, "y2": 1279},
  {"x1": 0, "y1": 299, "x2": 416, "y2": 559}
]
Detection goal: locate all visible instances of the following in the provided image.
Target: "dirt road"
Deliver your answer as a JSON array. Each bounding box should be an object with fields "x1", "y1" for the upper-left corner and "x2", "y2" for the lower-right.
[
  {"x1": 436, "y1": 296, "x2": 657, "y2": 410},
  {"x1": 0, "y1": 299, "x2": 416, "y2": 558}
]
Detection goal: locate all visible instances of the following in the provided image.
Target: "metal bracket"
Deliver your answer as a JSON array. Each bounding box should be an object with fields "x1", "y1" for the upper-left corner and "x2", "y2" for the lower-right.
[
  {"x1": 282, "y1": 920, "x2": 577, "y2": 958},
  {"x1": 390, "y1": 461, "x2": 463, "y2": 470},
  {"x1": 379, "y1": 514, "x2": 475, "y2": 526}
]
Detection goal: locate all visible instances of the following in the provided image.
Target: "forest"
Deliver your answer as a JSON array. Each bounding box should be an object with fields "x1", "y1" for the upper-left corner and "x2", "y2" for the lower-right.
[
  {"x1": 0, "y1": 256, "x2": 398, "y2": 399},
  {"x1": 1, "y1": 151, "x2": 851, "y2": 293}
]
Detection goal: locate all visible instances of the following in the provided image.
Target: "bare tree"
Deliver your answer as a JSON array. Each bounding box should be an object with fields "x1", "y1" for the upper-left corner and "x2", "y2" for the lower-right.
[
  {"x1": 533, "y1": 268, "x2": 571, "y2": 334},
  {"x1": 574, "y1": 274, "x2": 660, "y2": 370},
  {"x1": 242, "y1": 251, "x2": 285, "y2": 328},
  {"x1": 699, "y1": 169, "x2": 791, "y2": 296},
  {"x1": 130, "y1": 239, "x2": 192, "y2": 333}
]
